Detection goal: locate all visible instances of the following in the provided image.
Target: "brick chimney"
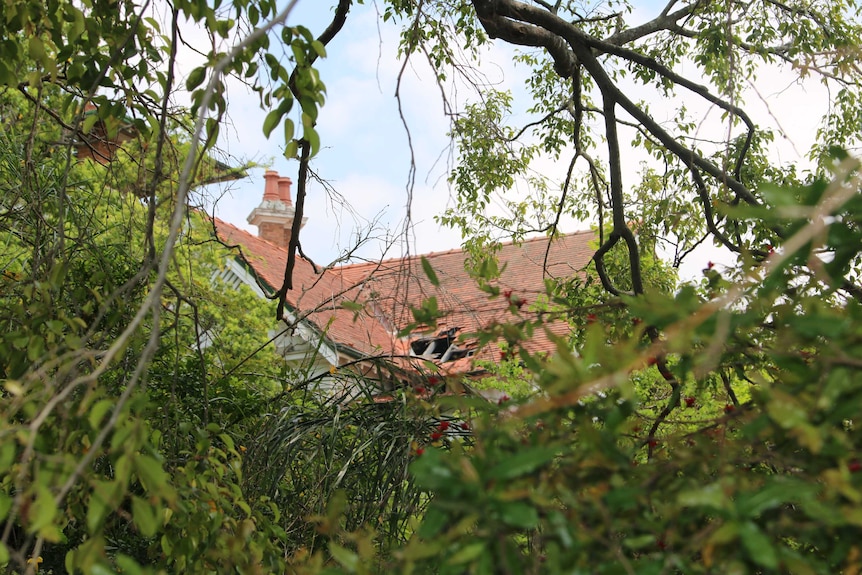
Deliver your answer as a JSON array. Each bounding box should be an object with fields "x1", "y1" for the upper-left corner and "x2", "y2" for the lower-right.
[{"x1": 247, "y1": 170, "x2": 307, "y2": 248}]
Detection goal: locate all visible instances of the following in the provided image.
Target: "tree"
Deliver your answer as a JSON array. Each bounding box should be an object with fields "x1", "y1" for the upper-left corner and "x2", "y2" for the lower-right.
[
  {"x1": 0, "y1": 101, "x2": 295, "y2": 572},
  {"x1": 377, "y1": 2, "x2": 862, "y2": 573},
  {"x1": 409, "y1": 0, "x2": 859, "y2": 290}
]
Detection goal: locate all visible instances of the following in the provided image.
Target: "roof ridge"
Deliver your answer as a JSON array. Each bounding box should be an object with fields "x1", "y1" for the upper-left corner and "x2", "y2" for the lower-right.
[
  {"x1": 333, "y1": 229, "x2": 594, "y2": 269},
  {"x1": 216, "y1": 214, "x2": 592, "y2": 270}
]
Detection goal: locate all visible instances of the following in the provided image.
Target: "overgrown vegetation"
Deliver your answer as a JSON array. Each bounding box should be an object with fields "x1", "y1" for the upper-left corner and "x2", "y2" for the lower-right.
[{"x1": 2, "y1": 0, "x2": 862, "y2": 574}]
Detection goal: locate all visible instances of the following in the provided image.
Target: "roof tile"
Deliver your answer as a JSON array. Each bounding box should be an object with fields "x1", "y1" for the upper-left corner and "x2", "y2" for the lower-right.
[{"x1": 214, "y1": 219, "x2": 595, "y2": 369}]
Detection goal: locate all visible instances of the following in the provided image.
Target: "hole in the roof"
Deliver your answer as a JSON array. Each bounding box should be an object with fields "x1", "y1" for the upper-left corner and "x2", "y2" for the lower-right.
[{"x1": 410, "y1": 327, "x2": 473, "y2": 362}]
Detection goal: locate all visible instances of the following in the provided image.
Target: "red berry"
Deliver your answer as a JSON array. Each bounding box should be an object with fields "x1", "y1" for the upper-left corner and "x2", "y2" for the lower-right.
[
  {"x1": 849, "y1": 460, "x2": 862, "y2": 473},
  {"x1": 415, "y1": 386, "x2": 426, "y2": 395},
  {"x1": 428, "y1": 376, "x2": 440, "y2": 386},
  {"x1": 500, "y1": 351, "x2": 507, "y2": 360},
  {"x1": 685, "y1": 396, "x2": 696, "y2": 408},
  {"x1": 657, "y1": 539, "x2": 668, "y2": 551},
  {"x1": 515, "y1": 298, "x2": 526, "y2": 309},
  {"x1": 586, "y1": 313, "x2": 598, "y2": 324},
  {"x1": 460, "y1": 422, "x2": 470, "y2": 431},
  {"x1": 724, "y1": 404, "x2": 735, "y2": 414},
  {"x1": 498, "y1": 394, "x2": 510, "y2": 405},
  {"x1": 430, "y1": 431, "x2": 442, "y2": 441},
  {"x1": 647, "y1": 356, "x2": 658, "y2": 366},
  {"x1": 707, "y1": 261, "x2": 715, "y2": 270},
  {"x1": 502, "y1": 289, "x2": 513, "y2": 300},
  {"x1": 438, "y1": 421, "x2": 450, "y2": 431},
  {"x1": 648, "y1": 439, "x2": 659, "y2": 448},
  {"x1": 415, "y1": 448, "x2": 424, "y2": 456}
]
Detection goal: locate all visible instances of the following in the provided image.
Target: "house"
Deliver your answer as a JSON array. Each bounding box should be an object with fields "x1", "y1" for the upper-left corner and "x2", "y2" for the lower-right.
[
  {"x1": 71, "y1": 101, "x2": 247, "y2": 185},
  {"x1": 72, "y1": 102, "x2": 137, "y2": 165},
  {"x1": 65, "y1": 104, "x2": 595, "y2": 393},
  {"x1": 214, "y1": 170, "x2": 596, "y2": 393},
  {"x1": 64, "y1": 106, "x2": 597, "y2": 392}
]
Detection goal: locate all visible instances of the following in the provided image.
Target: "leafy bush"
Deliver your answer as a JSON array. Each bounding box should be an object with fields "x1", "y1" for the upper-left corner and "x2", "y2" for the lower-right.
[
  {"x1": 277, "y1": 158, "x2": 862, "y2": 574},
  {"x1": 382, "y1": 157, "x2": 862, "y2": 575}
]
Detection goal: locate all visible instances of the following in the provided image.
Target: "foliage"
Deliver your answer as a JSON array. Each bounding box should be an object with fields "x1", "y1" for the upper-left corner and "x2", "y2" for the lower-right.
[
  {"x1": 243, "y1": 381, "x2": 438, "y2": 554},
  {"x1": 0, "y1": 90, "x2": 287, "y2": 571},
  {"x1": 4, "y1": 0, "x2": 862, "y2": 574},
  {"x1": 373, "y1": 155, "x2": 862, "y2": 575}
]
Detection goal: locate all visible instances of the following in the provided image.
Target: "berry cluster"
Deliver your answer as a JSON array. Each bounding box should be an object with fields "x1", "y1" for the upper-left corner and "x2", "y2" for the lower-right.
[
  {"x1": 502, "y1": 289, "x2": 526, "y2": 310},
  {"x1": 430, "y1": 420, "x2": 450, "y2": 441}
]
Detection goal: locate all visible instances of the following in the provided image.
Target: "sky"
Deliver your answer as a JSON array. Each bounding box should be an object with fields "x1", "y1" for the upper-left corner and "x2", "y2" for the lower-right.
[
  {"x1": 191, "y1": 0, "x2": 831, "y2": 279},
  {"x1": 200, "y1": 2, "x2": 478, "y2": 265}
]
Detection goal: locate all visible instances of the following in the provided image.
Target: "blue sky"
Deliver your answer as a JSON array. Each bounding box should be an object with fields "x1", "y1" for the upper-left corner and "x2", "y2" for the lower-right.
[
  {"x1": 203, "y1": 2, "x2": 480, "y2": 265},
  {"x1": 196, "y1": 0, "x2": 829, "y2": 278}
]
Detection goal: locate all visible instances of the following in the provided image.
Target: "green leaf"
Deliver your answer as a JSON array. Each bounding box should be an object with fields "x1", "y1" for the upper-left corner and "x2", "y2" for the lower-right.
[
  {"x1": 486, "y1": 446, "x2": 558, "y2": 481},
  {"x1": 311, "y1": 40, "x2": 327, "y2": 58},
  {"x1": 708, "y1": 521, "x2": 739, "y2": 545},
  {"x1": 410, "y1": 448, "x2": 454, "y2": 490},
  {"x1": 402, "y1": 539, "x2": 445, "y2": 561},
  {"x1": 738, "y1": 478, "x2": 819, "y2": 519},
  {"x1": 421, "y1": 256, "x2": 440, "y2": 286},
  {"x1": 185, "y1": 66, "x2": 206, "y2": 91},
  {"x1": 206, "y1": 117, "x2": 219, "y2": 146},
  {"x1": 87, "y1": 480, "x2": 115, "y2": 533},
  {"x1": 622, "y1": 534, "x2": 656, "y2": 549},
  {"x1": 740, "y1": 521, "x2": 778, "y2": 569},
  {"x1": 678, "y1": 482, "x2": 731, "y2": 512},
  {"x1": 418, "y1": 505, "x2": 448, "y2": 539},
  {"x1": 284, "y1": 139, "x2": 299, "y2": 159},
  {"x1": 262, "y1": 108, "x2": 283, "y2": 138},
  {"x1": 131, "y1": 496, "x2": 159, "y2": 538},
  {"x1": 88, "y1": 399, "x2": 113, "y2": 430},
  {"x1": 135, "y1": 455, "x2": 174, "y2": 501},
  {"x1": 778, "y1": 547, "x2": 819, "y2": 575},
  {"x1": 29, "y1": 485, "x2": 57, "y2": 534},
  {"x1": 447, "y1": 542, "x2": 485, "y2": 565},
  {"x1": 299, "y1": 96, "x2": 318, "y2": 122},
  {"x1": 0, "y1": 494, "x2": 12, "y2": 522},
  {"x1": 788, "y1": 314, "x2": 849, "y2": 339},
  {"x1": 283, "y1": 117, "x2": 295, "y2": 144},
  {"x1": 497, "y1": 500, "x2": 539, "y2": 529},
  {"x1": 89, "y1": 563, "x2": 115, "y2": 575},
  {"x1": 115, "y1": 554, "x2": 144, "y2": 575},
  {"x1": 409, "y1": 296, "x2": 441, "y2": 330},
  {"x1": 28, "y1": 37, "x2": 47, "y2": 65},
  {"x1": 290, "y1": 42, "x2": 307, "y2": 66},
  {"x1": 160, "y1": 533, "x2": 173, "y2": 556},
  {"x1": 218, "y1": 433, "x2": 235, "y2": 451},
  {"x1": 27, "y1": 335, "x2": 44, "y2": 361},
  {"x1": 0, "y1": 442, "x2": 15, "y2": 474},
  {"x1": 306, "y1": 126, "x2": 320, "y2": 157},
  {"x1": 328, "y1": 542, "x2": 359, "y2": 572}
]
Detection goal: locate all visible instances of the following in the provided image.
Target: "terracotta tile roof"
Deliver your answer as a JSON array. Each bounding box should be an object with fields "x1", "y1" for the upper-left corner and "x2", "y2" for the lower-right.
[{"x1": 214, "y1": 218, "x2": 595, "y2": 370}]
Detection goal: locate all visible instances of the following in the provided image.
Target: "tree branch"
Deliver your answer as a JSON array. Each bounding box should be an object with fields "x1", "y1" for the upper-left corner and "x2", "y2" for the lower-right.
[{"x1": 278, "y1": 0, "x2": 353, "y2": 319}]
